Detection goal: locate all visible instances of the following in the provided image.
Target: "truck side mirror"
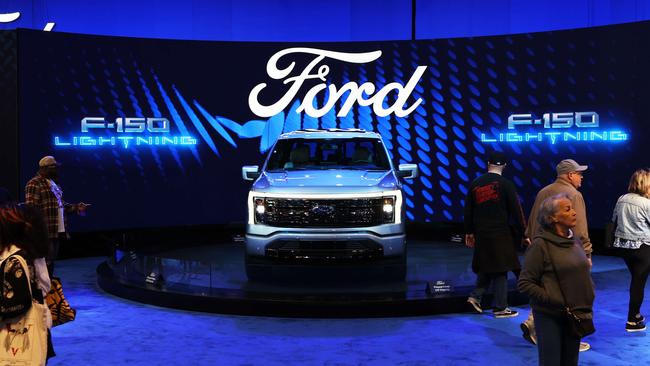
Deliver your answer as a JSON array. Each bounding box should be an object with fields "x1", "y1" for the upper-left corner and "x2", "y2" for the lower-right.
[
  {"x1": 397, "y1": 164, "x2": 418, "y2": 179},
  {"x1": 242, "y1": 165, "x2": 261, "y2": 181}
]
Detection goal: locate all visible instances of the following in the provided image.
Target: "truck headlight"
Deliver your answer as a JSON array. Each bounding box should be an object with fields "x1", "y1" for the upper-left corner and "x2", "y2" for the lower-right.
[
  {"x1": 382, "y1": 196, "x2": 395, "y2": 223},
  {"x1": 254, "y1": 197, "x2": 266, "y2": 223}
]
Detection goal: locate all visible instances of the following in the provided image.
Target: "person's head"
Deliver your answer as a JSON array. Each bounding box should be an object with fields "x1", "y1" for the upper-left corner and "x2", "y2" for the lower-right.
[
  {"x1": 38, "y1": 155, "x2": 60, "y2": 180},
  {"x1": 487, "y1": 151, "x2": 507, "y2": 174},
  {"x1": 556, "y1": 159, "x2": 588, "y2": 189},
  {"x1": 17, "y1": 204, "x2": 49, "y2": 258},
  {"x1": 537, "y1": 193, "x2": 577, "y2": 234},
  {"x1": 628, "y1": 168, "x2": 650, "y2": 198},
  {"x1": 0, "y1": 205, "x2": 48, "y2": 258},
  {"x1": 0, "y1": 205, "x2": 29, "y2": 249}
]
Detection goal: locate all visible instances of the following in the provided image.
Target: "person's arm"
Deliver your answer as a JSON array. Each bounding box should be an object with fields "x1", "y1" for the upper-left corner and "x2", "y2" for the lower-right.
[
  {"x1": 64, "y1": 202, "x2": 78, "y2": 214},
  {"x1": 517, "y1": 242, "x2": 552, "y2": 304},
  {"x1": 33, "y1": 258, "x2": 51, "y2": 297},
  {"x1": 505, "y1": 180, "x2": 527, "y2": 243},
  {"x1": 62, "y1": 188, "x2": 78, "y2": 214},
  {"x1": 1, "y1": 257, "x2": 33, "y2": 319},
  {"x1": 525, "y1": 195, "x2": 540, "y2": 242},
  {"x1": 24, "y1": 180, "x2": 41, "y2": 207},
  {"x1": 464, "y1": 188, "x2": 475, "y2": 247},
  {"x1": 65, "y1": 202, "x2": 91, "y2": 215},
  {"x1": 572, "y1": 192, "x2": 592, "y2": 257}
]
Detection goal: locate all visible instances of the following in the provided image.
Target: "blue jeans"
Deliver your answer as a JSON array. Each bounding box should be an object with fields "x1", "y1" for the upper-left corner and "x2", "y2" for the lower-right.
[
  {"x1": 534, "y1": 310, "x2": 580, "y2": 366},
  {"x1": 469, "y1": 272, "x2": 508, "y2": 310}
]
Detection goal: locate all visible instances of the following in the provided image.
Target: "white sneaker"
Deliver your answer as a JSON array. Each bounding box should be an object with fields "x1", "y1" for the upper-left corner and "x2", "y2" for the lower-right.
[
  {"x1": 625, "y1": 320, "x2": 646, "y2": 332},
  {"x1": 493, "y1": 308, "x2": 519, "y2": 318}
]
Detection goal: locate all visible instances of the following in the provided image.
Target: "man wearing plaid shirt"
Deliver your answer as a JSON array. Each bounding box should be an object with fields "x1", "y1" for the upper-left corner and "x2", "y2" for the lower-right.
[{"x1": 25, "y1": 156, "x2": 89, "y2": 275}]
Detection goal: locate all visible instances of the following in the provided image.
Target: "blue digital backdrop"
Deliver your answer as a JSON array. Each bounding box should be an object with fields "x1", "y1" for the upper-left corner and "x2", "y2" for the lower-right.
[{"x1": 14, "y1": 21, "x2": 650, "y2": 231}]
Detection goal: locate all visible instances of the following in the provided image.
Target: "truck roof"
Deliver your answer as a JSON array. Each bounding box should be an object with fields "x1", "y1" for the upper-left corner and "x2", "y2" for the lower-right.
[{"x1": 278, "y1": 128, "x2": 382, "y2": 140}]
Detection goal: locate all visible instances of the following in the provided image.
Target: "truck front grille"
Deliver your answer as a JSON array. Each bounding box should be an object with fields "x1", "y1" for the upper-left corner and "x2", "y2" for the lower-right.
[
  {"x1": 266, "y1": 239, "x2": 383, "y2": 260},
  {"x1": 263, "y1": 198, "x2": 384, "y2": 228}
]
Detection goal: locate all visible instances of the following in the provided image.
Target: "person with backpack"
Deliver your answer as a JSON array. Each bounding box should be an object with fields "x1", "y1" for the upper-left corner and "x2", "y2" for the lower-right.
[{"x1": 0, "y1": 205, "x2": 51, "y2": 365}]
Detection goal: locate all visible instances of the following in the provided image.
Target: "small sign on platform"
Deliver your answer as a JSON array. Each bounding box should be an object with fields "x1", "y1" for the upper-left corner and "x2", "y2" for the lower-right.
[
  {"x1": 450, "y1": 234, "x2": 463, "y2": 243},
  {"x1": 425, "y1": 280, "x2": 453, "y2": 295}
]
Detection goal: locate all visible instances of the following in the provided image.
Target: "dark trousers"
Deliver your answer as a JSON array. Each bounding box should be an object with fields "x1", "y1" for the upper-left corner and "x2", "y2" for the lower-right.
[
  {"x1": 469, "y1": 272, "x2": 508, "y2": 310},
  {"x1": 534, "y1": 310, "x2": 580, "y2": 366},
  {"x1": 47, "y1": 235, "x2": 64, "y2": 277},
  {"x1": 620, "y1": 245, "x2": 650, "y2": 321}
]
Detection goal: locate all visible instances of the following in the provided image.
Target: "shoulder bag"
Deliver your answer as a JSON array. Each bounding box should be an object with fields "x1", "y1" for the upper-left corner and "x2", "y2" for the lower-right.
[
  {"x1": 0, "y1": 254, "x2": 47, "y2": 366},
  {"x1": 46, "y1": 277, "x2": 76, "y2": 326},
  {"x1": 543, "y1": 241, "x2": 596, "y2": 338}
]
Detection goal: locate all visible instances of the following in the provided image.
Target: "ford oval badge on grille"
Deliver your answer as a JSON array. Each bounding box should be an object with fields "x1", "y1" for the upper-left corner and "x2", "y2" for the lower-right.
[{"x1": 311, "y1": 204, "x2": 335, "y2": 216}]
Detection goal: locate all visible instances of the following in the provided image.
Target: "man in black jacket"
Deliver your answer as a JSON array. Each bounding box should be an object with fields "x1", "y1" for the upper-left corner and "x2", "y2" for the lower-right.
[{"x1": 464, "y1": 151, "x2": 527, "y2": 318}]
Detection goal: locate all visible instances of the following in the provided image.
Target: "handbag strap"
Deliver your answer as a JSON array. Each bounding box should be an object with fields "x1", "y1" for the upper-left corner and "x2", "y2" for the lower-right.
[{"x1": 540, "y1": 240, "x2": 571, "y2": 310}]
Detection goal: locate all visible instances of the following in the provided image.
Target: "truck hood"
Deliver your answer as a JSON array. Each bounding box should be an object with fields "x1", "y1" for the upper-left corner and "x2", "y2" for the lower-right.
[{"x1": 252, "y1": 169, "x2": 398, "y2": 194}]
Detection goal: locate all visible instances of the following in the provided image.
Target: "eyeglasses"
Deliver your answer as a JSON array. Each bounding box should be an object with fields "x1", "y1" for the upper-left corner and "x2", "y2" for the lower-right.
[{"x1": 571, "y1": 171, "x2": 583, "y2": 177}]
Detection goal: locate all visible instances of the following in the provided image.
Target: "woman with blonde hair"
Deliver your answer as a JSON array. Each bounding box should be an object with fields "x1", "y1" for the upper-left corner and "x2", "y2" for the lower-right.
[{"x1": 612, "y1": 168, "x2": 650, "y2": 332}]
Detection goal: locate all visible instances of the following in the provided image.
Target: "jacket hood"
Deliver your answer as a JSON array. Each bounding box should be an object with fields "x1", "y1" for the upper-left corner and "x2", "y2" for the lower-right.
[{"x1": 535, "y1": 229, "x2": 575, "y2": 248}]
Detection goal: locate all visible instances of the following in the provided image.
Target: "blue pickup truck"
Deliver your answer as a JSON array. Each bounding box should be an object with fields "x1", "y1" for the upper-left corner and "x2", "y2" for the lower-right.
[{"x1": 242, "y1": 129, "x2": 418, "y2": 281}]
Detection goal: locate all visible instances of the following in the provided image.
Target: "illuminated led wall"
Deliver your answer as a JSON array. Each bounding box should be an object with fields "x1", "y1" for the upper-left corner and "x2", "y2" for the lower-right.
[{"x1": 15, "y1": 22, "x2": 649, "y2": 231}]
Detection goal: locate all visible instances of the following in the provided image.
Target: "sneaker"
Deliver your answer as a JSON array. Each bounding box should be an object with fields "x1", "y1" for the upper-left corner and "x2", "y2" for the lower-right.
[
  {"x1": 579, "y1": 342, "x2": 591, "y2": 352},
  {"x1": 626, "y1": 320, "x2": 646, "y2": 332},
  {"x1": 493, "y1": 308, "x2": 519, "y2": 318},
  {"x1": 630, "y1": 314, "x2": 646, "y2": 323},
  {"x1": 520, "y1": 322, "x2": 537, "y2": 345},
  {"x1": 467, "y1": 297, "x2": 483, "y2": 313}
]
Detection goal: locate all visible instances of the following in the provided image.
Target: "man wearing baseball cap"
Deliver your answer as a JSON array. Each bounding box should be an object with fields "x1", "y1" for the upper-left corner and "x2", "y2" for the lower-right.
[
  {"x1": 25, "y1": 156, "x2": 90, "y2": 275},
  {"x1": 464, "y1": 151, "x2": 527, "y2": 318},
  {"x1": 520, "y1": 158, "x2": 592, "y2": 352}
]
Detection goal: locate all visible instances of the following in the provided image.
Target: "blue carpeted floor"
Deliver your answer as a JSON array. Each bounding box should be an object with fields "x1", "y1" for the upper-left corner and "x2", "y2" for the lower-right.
[{"x1": 49, "y1": 256, "x2": 648, "y2": 366}]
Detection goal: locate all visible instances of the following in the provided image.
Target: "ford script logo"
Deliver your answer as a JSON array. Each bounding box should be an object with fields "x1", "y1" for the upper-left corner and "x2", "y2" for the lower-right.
[{"x1": 311, "y1": 204, "x2": 335, "y2": 216}]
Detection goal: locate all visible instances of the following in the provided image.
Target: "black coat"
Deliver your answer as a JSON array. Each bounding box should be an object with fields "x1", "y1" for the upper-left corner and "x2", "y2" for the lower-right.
[
  {"x1": 471, "y1": 228, "x2": 520, "y2": 274},
  {"x1": 464, "y1": 173, "x2": 526, "y2": 273}
]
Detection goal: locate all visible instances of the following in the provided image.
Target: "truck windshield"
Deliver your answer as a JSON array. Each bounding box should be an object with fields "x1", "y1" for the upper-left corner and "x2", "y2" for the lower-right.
[{"x1": 265, "y1": 137, "x2": 391, "y2": 171}]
